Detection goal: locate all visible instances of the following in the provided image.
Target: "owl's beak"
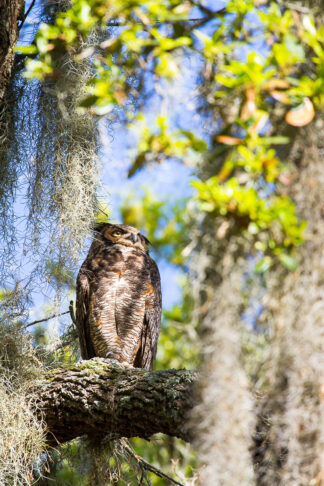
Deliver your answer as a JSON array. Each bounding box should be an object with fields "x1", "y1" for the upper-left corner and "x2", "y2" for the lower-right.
[{"x1": 128, "y1": 233, "x2": 138, "y2": 243}]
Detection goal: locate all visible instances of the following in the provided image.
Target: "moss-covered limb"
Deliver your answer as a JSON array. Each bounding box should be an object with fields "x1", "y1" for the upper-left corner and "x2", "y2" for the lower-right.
[{"x1": 31, "y1": 358, "x2": 197, "y2": 445}]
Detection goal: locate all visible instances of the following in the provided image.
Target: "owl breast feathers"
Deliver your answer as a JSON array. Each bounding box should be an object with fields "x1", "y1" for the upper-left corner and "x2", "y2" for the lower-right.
[{"x1": 75, "y1": 223, "x2": 162, "y2": 370}]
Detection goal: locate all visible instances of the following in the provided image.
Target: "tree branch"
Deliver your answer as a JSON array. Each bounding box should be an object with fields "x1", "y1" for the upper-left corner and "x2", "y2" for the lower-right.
[
  {"x1": 122, "y1": 439, "x2": 185, "y2": 486},
  {"x1": 23, "y1": 310, "x2": 70, "y2": 329},
  {"x1": 32, "y1": 358, "x2": 198, "y2": 446},
  {"x1": 18, "y1": 0, "x2": 36, "y2": 30}
]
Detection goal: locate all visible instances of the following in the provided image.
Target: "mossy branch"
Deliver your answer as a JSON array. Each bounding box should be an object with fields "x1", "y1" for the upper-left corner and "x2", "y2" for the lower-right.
[{"x1": 31, "y1": 358, "x2": 198, "y2": 446}]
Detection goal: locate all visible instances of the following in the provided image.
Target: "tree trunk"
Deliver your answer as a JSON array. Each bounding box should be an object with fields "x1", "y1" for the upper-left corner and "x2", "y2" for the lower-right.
[
  {"x1": 0, "y1": 0, "x2": 24, "y2": 100},
  {"x1": 32, "y1": 358, "x2": 197, "y2": 446}
]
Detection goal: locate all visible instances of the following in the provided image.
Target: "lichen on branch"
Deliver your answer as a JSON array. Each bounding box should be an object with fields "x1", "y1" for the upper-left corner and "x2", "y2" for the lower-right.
[{"x1": 31, "y1": 358, "x2": 198, "y2": 445}]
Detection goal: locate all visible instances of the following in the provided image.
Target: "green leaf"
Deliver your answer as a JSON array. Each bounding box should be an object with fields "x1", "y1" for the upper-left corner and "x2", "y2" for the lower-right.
[
  {"x1": 248, "y1": 222, "x2": 259, "y2": 235},
  {"x1": 255, "y1": 256, "x2": 273, "y2": 273},
  {"x1": 303, "y1": 15, "x2": 316, "y2": 36},
  {"x1": 278, "y1": 253, "x2": 299, "y2": 271},
  {"x1": 259, "y1": 136, "x2": 290, "y2": 145},
  {"x1": 284, "y1": 34, "x2": 305, "y2": 61},
  {"x1": 14, "y1": 45, "x2": 37, "y2": 54},
  {"x1": 78, "y1": 94, "x2": 98, "y2": 107}
]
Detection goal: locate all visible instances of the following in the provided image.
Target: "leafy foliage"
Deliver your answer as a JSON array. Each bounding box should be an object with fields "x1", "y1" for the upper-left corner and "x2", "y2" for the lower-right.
[
  {"x1": 121, "y1": 189, "x2": 191, "y2": 266},
  {"x1": 19, "y1": 0, "x2": 324, "y2": 273}
]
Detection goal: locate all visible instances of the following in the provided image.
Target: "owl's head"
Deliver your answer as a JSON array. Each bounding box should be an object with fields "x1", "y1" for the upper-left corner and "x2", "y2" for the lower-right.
[{"x1": 94, "y1": 223, "x2": 150, "y2": 252}]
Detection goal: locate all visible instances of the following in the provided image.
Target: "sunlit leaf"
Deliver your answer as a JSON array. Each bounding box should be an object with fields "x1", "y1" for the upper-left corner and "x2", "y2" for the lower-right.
[
  {"x1": 278, "y1": 253, "x2": 299, "y2": 271},
  {"x1": 270, "y1": 90, "x2": 291, "y2": 104},
  {"x1": 264, "y1": 79, "x2": 290, "y2": 90},
  {"x1": 248, "y1": 222, "x2": 260, "y2": 235},
  {"x1": 216, "y1": 136, "x2": 242, "y2": 145},
  {"x1": 14, "y1": 45, "x2": 38, "y2": 54},
  {"x1": 285, "y1": 97, "x2": 315, "y2": 126},
  {"x1": 255, "y1": 257, "x2": 273, "y2": 273}
]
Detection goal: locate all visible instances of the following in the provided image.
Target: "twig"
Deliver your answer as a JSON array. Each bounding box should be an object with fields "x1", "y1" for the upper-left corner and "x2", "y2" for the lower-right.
[
  {"x1": 18, "y1": 0, "x2": 37, "y2": 30},
  {"x1": 276, "y1": 0, "x2": 312, "y2": 13},
  {"x1": 23, "y1": 310, "x2": 70, "y2": 329},
  {"x1": 140, "y1": 460, "x2": 184, "y2": 486},
  {"x1": 106, "y1": 17, "x2": 213, "y2": 27},
  {"x1": 123, "y1": 441, "x2": 184, "y2": 486}
]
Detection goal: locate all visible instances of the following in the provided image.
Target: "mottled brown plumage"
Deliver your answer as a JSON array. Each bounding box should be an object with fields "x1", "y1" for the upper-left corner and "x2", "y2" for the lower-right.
[{"x1": 76, "y1": 223, "x2": 162, "y2": 370}]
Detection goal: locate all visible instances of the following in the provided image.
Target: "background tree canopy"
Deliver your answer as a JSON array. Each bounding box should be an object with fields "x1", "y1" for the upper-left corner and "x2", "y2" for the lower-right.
[{"x1": 1, "y1": 0, "x2": 324, "y2": 484}]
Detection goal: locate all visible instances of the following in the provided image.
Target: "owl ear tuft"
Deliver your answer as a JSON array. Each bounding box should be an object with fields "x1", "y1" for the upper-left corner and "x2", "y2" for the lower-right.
[
  {"x1": 93, "y1": 222, "x2": 112, "y2": 233},
  {"x1": 142, "y1": 235, "x2": 151, "y2": 246}
]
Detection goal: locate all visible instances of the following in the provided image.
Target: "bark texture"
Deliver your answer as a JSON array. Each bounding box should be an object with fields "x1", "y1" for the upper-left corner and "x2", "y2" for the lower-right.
[
  {"x1": 0, "y1": 0, "x2": 24, "y2": 100},
  {"x1": 32, "y1": 358, "x2": 197, "y2": 445}
]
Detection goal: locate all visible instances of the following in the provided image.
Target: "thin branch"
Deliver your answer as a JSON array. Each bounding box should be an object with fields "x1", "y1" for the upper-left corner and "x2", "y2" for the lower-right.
[
  {"x1": 106, "y1": 17, "x2": 214, "y2": 27},
  {"x1": 192, "y1": 1, "x2": 221, "y2": 16},
  {"x1": 123, "y1": 441, "x2": 184, "y2": 486},
  {"x1": 18, "y1": 0, "x2": 37, "y2": 30},
  {"x1": 23, "y1": 310, "x2": 70, "y2": 329},
  {"x1": 276, "y1": 0, "x2": 312, "y2": 13},
  {"x1": 140, "y1": 460, "x2": 184, "y2": 486}
]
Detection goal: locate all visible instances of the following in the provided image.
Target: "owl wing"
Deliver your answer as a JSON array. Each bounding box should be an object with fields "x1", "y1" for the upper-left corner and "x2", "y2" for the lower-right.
[
  {"x1": 76, "y1": 265, "x2": 96, "y2": 360},
  {"x1": 135, "y1": 257, "x2": 162, "y2": 371}
]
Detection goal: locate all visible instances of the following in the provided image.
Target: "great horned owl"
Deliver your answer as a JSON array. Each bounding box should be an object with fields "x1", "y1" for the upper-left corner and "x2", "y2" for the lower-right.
[{"x1": 75, "y1": 223, "x2": 161, "y2": 370}]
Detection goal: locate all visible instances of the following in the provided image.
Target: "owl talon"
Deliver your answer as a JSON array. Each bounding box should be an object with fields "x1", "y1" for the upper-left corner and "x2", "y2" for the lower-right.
[
  {"x1": 104, "y1": 357, "x2": 123, "y2": 367},
  {"x1": 103, "y1": 357, "x2": 134, "y2": 369},
  {"x1": 120, "y1": 361, "x2": 134, "y2": 369}
]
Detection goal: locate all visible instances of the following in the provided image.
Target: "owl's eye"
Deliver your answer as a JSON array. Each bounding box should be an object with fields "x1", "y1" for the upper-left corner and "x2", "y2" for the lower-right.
[{"x1": 112, "y1": 230, "x2": 122, "y2": 237}]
